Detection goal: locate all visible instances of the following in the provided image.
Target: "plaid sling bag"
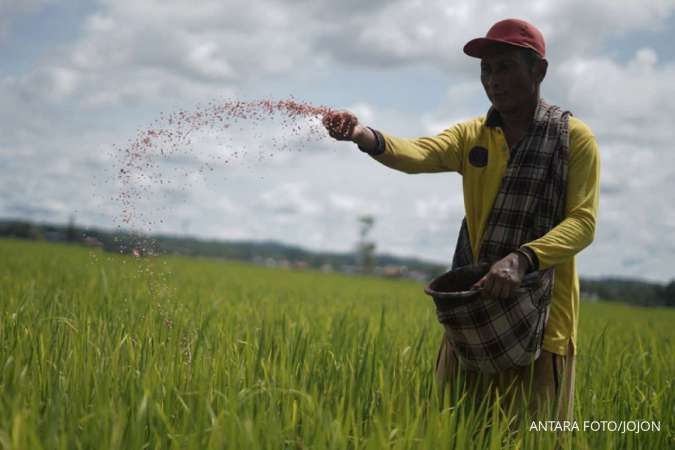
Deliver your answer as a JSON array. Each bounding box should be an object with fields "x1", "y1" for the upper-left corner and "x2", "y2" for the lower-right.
[{"x1": 429, "y1": 99, "x2": 570, "y2": 373}]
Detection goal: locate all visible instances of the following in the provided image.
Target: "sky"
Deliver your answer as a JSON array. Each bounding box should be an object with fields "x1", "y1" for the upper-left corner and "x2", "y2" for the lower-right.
[{"x1": 1, "y1": 0, "x2": 674, "y2": 282}]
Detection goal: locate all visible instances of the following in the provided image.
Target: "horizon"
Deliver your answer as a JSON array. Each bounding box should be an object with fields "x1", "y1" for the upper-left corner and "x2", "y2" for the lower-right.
[{"x1": 2, "y1": 215, "x2": 671, "y2": 285}]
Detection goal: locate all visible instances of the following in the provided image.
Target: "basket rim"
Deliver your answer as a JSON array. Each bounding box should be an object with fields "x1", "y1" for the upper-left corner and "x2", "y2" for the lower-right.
[
  {"x1": 424, "y1": 263, "x2": 489, "y2": 300},
  {"x1": 424, "y1": 263, "x2": 542, "y2": 300}
]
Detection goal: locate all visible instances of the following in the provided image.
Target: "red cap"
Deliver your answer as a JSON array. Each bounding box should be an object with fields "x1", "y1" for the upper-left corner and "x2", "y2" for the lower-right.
[{"x1": 463, "y1": 18, "x2": 545, "y2": 58}]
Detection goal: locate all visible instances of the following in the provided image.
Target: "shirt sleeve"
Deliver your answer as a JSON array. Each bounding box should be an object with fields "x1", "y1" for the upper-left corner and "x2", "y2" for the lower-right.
[
  {"x1": 369, "y1": 123, "x2": 465, "y2": 174},
  {"x1": 522, "y1": 121, "x2": 600, "y2": 269}
]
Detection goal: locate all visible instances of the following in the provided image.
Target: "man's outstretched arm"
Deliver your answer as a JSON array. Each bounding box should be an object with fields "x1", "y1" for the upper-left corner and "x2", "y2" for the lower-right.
[{"x1": 322, "y1": 110, "x2": 464, "y2": 173}]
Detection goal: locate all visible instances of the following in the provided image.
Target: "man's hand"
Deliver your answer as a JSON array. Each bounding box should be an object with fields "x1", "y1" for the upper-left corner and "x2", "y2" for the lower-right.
[
  {"x1": 472, "y1": 252, "x2": 530, "y2": 299},
  {"x1": 322, "y1": 110, "x2": 366, "y2": 142}
]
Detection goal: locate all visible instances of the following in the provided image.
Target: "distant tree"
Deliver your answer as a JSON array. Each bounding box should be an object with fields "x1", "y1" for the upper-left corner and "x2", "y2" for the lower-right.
[
  {"x1": 66, "y1": 214, "x2": 78, "y2": 242},
  {"x1": 357, "y1": 215, "x2": 376, "y2": 274},
  {"x1": 664, "y1": 280, "x2": 675, "y2": 307},
  {"x1": 2, "y1": 221, "x2": 43, "y2": 240}
]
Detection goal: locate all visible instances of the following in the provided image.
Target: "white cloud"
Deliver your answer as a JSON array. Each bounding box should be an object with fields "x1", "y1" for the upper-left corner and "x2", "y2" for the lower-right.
[
  {"x1": 345, "y1": 102, "x2": 376, "y2": 124},
  {"x1": 328, "y1": 194, "x2": 364, "y2": 213},
  {"x1": 258, "y1": 182, "x2": 322, "y2": 216},
  {"x1": 50, "y1": 0, "x2": 326, "y2": 107},
  {"x1": 315, "y1": 0, "x2": 674, "y2": 75},
  {"x1": 557, "y1": 49, "x2": 675, "y2": 140}
]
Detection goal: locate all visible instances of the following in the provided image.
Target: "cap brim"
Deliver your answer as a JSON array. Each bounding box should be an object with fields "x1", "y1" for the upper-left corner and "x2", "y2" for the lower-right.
[{"x1": 463, "y1": 37, "x2": 533, "y2": 58}]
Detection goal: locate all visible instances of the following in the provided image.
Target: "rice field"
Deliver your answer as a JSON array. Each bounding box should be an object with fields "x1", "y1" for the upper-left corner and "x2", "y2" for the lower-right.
[{"x1": 0, "y1": 238, "x2": 672, "y2": 449}]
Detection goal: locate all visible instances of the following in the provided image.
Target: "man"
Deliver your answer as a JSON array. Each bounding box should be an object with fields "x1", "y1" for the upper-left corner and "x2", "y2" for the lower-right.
[{"x1": 323, "y1": 18, "x2": 600, "y2": 419}]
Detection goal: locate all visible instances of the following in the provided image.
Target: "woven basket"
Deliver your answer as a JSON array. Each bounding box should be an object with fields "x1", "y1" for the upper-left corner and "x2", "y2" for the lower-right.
[{"x1": 425, "y1": 263, "x2": 550, "y2": 373}]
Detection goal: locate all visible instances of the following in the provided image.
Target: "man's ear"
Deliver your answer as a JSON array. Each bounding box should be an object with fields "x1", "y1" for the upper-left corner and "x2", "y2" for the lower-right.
[{"x1": 535, "y1": 58, "x2": 548, "y2": 84}]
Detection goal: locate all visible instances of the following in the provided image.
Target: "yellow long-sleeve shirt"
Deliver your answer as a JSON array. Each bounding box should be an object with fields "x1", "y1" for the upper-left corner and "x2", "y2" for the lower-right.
[{"x1": 372, "y1": 114, "x2": 600, "y2": 356}]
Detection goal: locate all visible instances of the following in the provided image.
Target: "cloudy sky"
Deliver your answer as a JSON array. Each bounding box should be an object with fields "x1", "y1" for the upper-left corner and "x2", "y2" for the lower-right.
[{"x1": 2, "y1": 0, "x2": 674, "y2": 282}]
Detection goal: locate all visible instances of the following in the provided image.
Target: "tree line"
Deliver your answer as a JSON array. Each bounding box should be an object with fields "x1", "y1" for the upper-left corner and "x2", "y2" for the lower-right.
[{"x1": 1, "y1": 218, "x2": 673, "y2": 307}]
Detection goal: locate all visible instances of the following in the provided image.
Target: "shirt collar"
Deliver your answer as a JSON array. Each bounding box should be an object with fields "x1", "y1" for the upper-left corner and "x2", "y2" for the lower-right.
[{"x1": 485, "y1": 107, "x2": 503, "y2": 128}]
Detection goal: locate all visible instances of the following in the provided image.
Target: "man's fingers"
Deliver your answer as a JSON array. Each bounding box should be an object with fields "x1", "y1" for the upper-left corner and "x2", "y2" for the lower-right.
[
  {"x1": 483, "y1": 274, "x2": 495, "y2": 297},
  {"x1": 498, "y1": 282, "x2": 511, "y2": 299},
  {"x1": 347, "y1": 117, "x2": 359, "y2": 138},
  {"x1": 323, "y1": 111, "x2": 358, "y2": 141},
  {"x1": 342, "y1": 115, "x2": 355, "y2": 135},
  {"x1": 496, "y1": 278, "x2": 517, "y2": 299},
  {"x1": 323, "y1": 112, "x2": 337, "y2": 127},
  {"x1": 489, "y1": 278, "x2": 503, "y2": 298},
  {"x1": 328, "y1": 127, "x2": 349, "y2": 141},
  {"x1": 481, "y1": 271, "x2": 517, "y2": 299},
  {"x1": 338, "y1": 117, "x2": 348, "y2": 135},
  {"x1": 346, "y1": 117, "x2": 358, "y2": 139},
  {"x1": 325, "y1": 115, "x2": 342, "y2": 138},
  {"x1": 472, "y1": 275, "x2": 487, "y2": 290}
]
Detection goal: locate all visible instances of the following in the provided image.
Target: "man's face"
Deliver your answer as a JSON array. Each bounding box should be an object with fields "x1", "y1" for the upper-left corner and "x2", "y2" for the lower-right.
[{"x1": 480, "y1": 45, "x2": 542, "y2": 115}]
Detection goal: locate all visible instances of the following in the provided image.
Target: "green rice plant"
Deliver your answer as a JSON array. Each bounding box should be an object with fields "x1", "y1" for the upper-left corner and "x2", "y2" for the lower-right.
[{"x1": 0, "y1": 239, "x2": 672, "y2": 449}]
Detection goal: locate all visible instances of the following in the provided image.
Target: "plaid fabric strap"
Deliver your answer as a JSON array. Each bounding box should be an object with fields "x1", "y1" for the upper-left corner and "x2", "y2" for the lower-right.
[{"x1": 443, "y1": 99, "x2": 570, "y2": 373}]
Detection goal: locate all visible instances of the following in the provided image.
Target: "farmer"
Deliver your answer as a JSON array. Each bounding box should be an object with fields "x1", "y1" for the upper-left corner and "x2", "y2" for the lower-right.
[{"x1": 322, "y1": 18, "x2": 600, "y2": 419}]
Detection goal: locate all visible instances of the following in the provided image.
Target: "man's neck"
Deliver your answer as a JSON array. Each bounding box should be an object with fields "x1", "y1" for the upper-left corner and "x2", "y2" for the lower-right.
[{"x1": 500, "y1": 97, "x2": 539, "y2": 132}]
